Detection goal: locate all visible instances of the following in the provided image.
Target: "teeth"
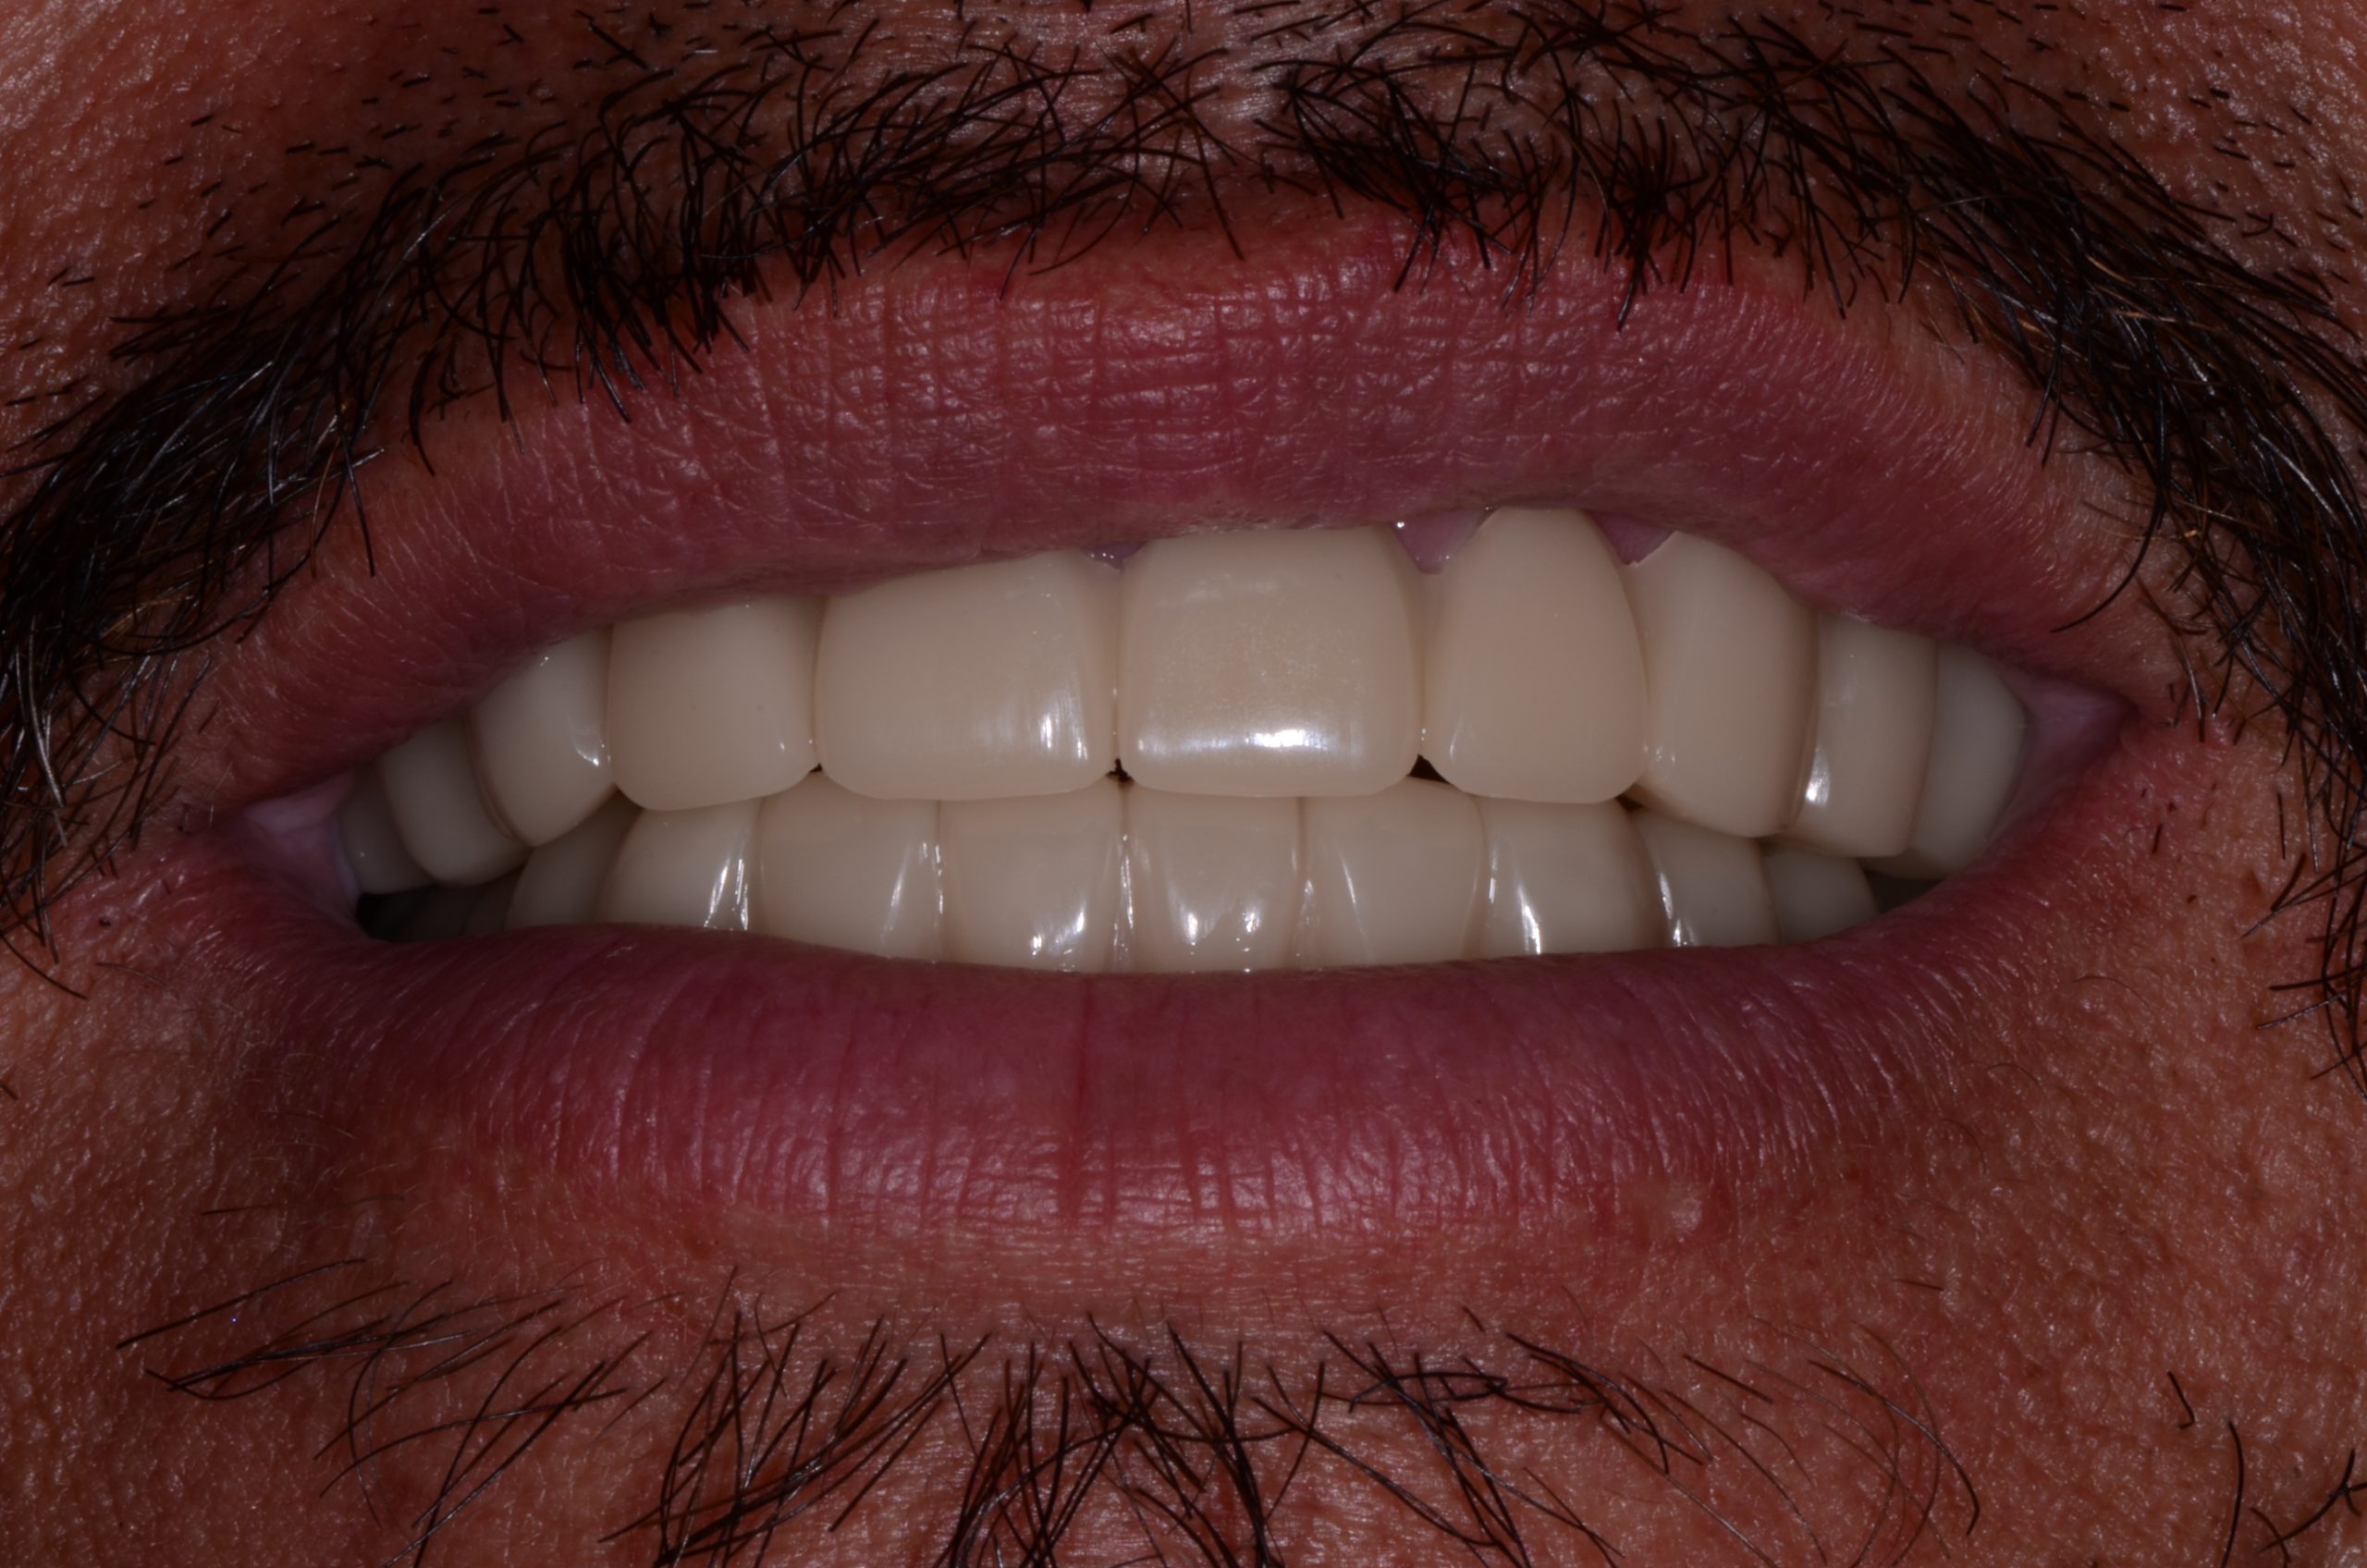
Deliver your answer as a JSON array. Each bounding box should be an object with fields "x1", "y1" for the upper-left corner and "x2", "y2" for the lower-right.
[
  {"x1": 337, "y1": 767, "x2": 431, "y2": 894},
  {"x1": 1761, "y1": 847, "x2": 1880, "y2": 944},
  {"x1": 1786, "y1": 616, "x2": 1937, "y2": 858},
  {"x1": 754, "y1": 776, "x2": 942, "y2": 960},
  {"x1": 463, "y1": 873, "x2": 521, "y2": 937},
  {"x1": 467, "y1": 630, "x2": 615, "y2": 845},
  {"x1": 608, "y1": 597, "x2": 821, "y2": 812},
  {"x1": 508, "y1": 793, "x2": 640, "y2": 929},
  {"x1": 1123, "y1": 788, "x2": 1303, "y2": 973},
  {"x1": 1300, "y1": 778, "x2": 1486, "y2": 967},
  {"x1": 939, "y1": 778, "x2": 1125, "y2": 971},
  {"x1": 1632, "y1": 809, "x2": 1779, "y2": 948},
  {"x1": 1473, "y1": 798, "x2": 1662, "y2": 957},
  {"x1": 598, "y1": 800, "x2": 757, "y2": 929},
  {"x1": 1422, "y1": 508, "x2": 1647, "y2": 803},
  {"x1": 816, "y1": 554, "x2": 1119, "y2": 801},
  {"x1": 1119, "y1": 527, "x2": 1421, "y2": 796},
  {"x1": 1624, "y1": 533, "x2": 1818, "y2": 839},
  {"x1": 378, "y1": 718, "x2": 529, "y2": 885},
  {"x1": 1873, "y1": 646, "x2": 2027, "y2": 878}
]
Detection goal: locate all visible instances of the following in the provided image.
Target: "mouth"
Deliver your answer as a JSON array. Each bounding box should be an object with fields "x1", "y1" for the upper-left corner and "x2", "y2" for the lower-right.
[{"x1": 146, "y1": 214, "x2": 2164, "y2": 1251}]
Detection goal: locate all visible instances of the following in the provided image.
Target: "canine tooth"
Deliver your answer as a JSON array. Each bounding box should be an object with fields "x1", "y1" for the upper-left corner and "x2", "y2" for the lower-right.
[
  {"x1": 468, "y1": 630, "x2": 615, "y2": 845},
  {"x1": 1624, "y1": 533, "x2": 1817, "y2": 838},
  {"x1": 1473, "y1": 798, "x2": 1662, "y2": 958},
  {"x1": 1423, "y1": 508, "x2": 1647, "y2": 802},
  {"x1": 1786, "y1": 617, "x2": 1937, "y2": 858},
  {"x1": 379, "y1": 718, "x2": 528, "y2": 885},
  {"x1": 940, "y1": 778, "x2": 1123, "y2": 971},
  {"x1": 338, "y1": 767, "x2": 431, "y2": 894},
  {"x1": 1300, "y1": 778, "x2": 1485, "y2": 966},
  {"x1": 1762, "y1": 847, "x2": 1881, "y2": 943},
  {"x1": 1119, "y1": 526, "x2": 1421, "y2": 796},
  {"x1": 508, "y1": 794, "x2": 640, "y2": 929},
  {"x1": 754, "y1": 776, "x2": 942, "y2": 960},
  {"x1": 598, "y1": 800, "x2": 757, "y2": 929},
  {"x1": 1875, "y1": 646, "x2": 2027, "y2": 878},
  {"x1": 816, "y1": 554, "x2": 1118, "y2": 801},
  {"x1": 1632, "y1": 809, "x2": 1779, "y2": 948},
  {"x1": 1124, "y1": 788, "x2": 1302, "y2": 973},
  {"x1": 608, "y1": 596, "x2": 820, "y2": 812}
]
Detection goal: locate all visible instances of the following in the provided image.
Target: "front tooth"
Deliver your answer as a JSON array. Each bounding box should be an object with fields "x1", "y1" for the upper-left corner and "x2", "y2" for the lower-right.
[
  {"x1": 754, "y1": 776, "x2": 942, "y2": 960},
  {"x1": 1422, "y1": 508, "x2": 1648, "y2": 802},
  {"x1": 468, "y1": 630, "x2": 615, "y2": 845},
  {"x1": 1632, "y1": 808, "x2": 1779, "y2": 948},
  {"x1": 607, "y1": 597, "x2": 821, "y2": 812},
  {"x1": 815, "y1": 554, "x2": 1119, "y2": 801},
  {"x1": 939, "y1": 778, "x2": 1123, "y2": 971},
  {"x1": 1119, "y1": 527, "x2": 1422, "y2": 796},
  {"x1": 378, "y1": 718, "x2": 528, "y2": 885},
  {"x1": 1473, "y1": 798, "x2": 1662, "y2": 958},
  {"x1": 338, "y1": 767, "x2": 431, "y2": 894},
  {"x1": 1761, "y1": 847, "x2": 1881, "y2": 943},
  {"x1": 508, "y1": 793, "x2": 640, "y2": 929},
  {"x1": 1624, "y1": 533, "x2": 1817, "y2": 838},
  {"x1": 1300, "y1": 778, "x2": 1485, "y2": 966},
  {"x1": 1123, "y1": 788, "x2": 1302, "y2": 973},
  {"x1": 1786, "y1": 616, "x2": 1937, "y2": 858},
  {"x1": 597, "y1": 800, "x2": 757, "y2": 929},
  {"x1": 1874, "y1": 646, "x2": 2028, "y2": 878}
]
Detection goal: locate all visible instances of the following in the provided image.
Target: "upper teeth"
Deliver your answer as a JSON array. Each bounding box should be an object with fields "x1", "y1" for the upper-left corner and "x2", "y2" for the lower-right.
[{"x1": 335, "y1": 508, "x2": 2029, "y2": 969}]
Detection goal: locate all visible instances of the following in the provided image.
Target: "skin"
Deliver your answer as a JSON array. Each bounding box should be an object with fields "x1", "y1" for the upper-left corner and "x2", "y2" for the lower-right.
[{"x1": 4, "y1": 0, "x2": 2367, "y2": 1562}]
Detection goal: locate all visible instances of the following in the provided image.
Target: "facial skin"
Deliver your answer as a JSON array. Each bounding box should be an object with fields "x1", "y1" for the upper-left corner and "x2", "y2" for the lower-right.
[{"x1": 5, "y1": 0, "x2": 2367, "y2": 1562}]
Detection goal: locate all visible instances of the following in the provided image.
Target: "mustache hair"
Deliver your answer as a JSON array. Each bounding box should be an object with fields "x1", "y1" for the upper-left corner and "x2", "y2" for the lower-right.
[{"x1": 3, "y1": 0, "x2": 2365, "y2": 1063}]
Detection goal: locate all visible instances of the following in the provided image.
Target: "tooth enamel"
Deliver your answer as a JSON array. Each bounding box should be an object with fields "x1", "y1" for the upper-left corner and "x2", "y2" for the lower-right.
[
  {"x1": 378, "y1": 718, "x2": 529, "y2": 885},
  {"x1": 1761, "y1": 846, "x2": 1881, "y2": 943},
  {"x1": 463, "y1": 873, "x2": 521, "y2": 937},
  {"x1": 754, "y1": 776, "x2": 942, "y2": 960},
  {"x1": 1632, "y1": 808, "x2": 1780, "y2": 948},
  {"x1": 507, "y1": 793, "x2": 640, "y2": 929},
  {"x1": 1785, "y1": 616, "x2": 1937, "y2": 858},
  {"x1": 1874, "y1": 646, "x2": 2027, "y2": 878},
  {"x1": 939, "y1": 778, "x2": 1124, "y2": 971},
  {"x1": 1300, "y1": 778, "x2": 1485, "y2": 966},
  {"x1": 598, "y1": 799, "x2": 758, "y2": 929},
  {"x1": 1624, "y1": 533, "x2": 1818, "y2": 839},
  {"x1": 338, "y1": 767, "x2": 432, "y2": 894},
  {"x1": 607, "y1": 596, "x2": 821, "y2": 812},
  {"x1": 816, "y1": 554, "x2": 1118, "y2": 801},
  {"x1": 1123, "y1": 788, "x2": 1303, "y2": 973},
  {"x1": 1422, "y1": 508, "x2": 1648, "y2": 803},
  {"x1": 1119, "y1": 527, "x2": 1422, "y2": 796},
  {"x1": 1473, "y1": 798, "x2": 1662, "y2": 958},
  {"x1": 467, "y1": 630, "x2": 615, "y2": 845}
]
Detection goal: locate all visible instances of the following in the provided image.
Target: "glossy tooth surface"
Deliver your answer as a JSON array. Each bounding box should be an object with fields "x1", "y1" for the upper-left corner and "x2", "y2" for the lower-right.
[
  {"x1": 468, "y1": 630, "x2": 615, "y2": 845},
  {"x1": 1423, "y1": 508, "x2": 1648, "y2": 802},
  {"x1": 598, "y1": 800, "x2": 757, "y2": 929},
  {"x1": 754, "y1": 777, "x2": 942, "y2": 960},
  {"x1": 1119, "y1": 527, "x2": 1421, "y2": 796},
  {"x1": 816, "y1": 554, "x2": 1118, "y2": 801},
  {"x1": 338, "y1": 768, "x2": 431, "y2": 894},
  {"x1": 508, "y1": 794, "x2": 640, "y2": 929},
  {"x1": 1300, "y1": 778, "x2": 1485, "y2": 966},
  {"x1": 1633, "y1": 808, "x2": 1779, "y2": 948},
  {"x1": 1473, "y1": 798, "x2": 1662, "y2": 958},
  {"x1": 378, "y1": 718, "x2": 528, "y2": 886},
  {"x1": 1876, "y1": 646, "x2": 2028, "y2": 878},
  {"x1": 1124, "y1": 789, "x2": 1302, "y2": 973},
  {"x1": 1787, "y1": 616, "x2": 1937, "y2": 857},
  {"x1": 608, "y1": 597, "x2": 820, "y2": 812},
  {"x1": 1762, "y1": 847, "x2": 1881, "y2": 943},
  {"x1": 1624, "y1": 533, "x2": 1817, "y2": 838},
  {"x1": 939, "y1": 778, "x2": 1123, "y2": 971}
]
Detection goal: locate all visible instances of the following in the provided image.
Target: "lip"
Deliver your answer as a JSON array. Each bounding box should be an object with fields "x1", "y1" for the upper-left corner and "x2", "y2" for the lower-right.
[{"x1": 125, "y1": 210, "x2": 2177, "y2": 1270}]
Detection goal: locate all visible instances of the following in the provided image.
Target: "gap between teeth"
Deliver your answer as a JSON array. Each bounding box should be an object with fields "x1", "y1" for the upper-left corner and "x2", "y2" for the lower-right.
[{"x1": 336, "y1": 508, "x2": 2028, "y2": 970}]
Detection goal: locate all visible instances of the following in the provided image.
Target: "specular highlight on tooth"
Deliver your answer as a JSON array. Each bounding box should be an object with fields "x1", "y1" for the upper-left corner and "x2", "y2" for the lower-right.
[
  {"x1": 599, "y1": 799, "x2": 758, "y2": 929},
  {"x1": 378, "y1": 718, "x2": 529, "y2": 886},
  {"x1": 608, "y1": 597, "x2": 820, "y2": 812},
  {"x1": 338, "y1": 767, "x2": 431, "y2": 894},
  {"x1": 939, "y1": 778, "x2": 1123, "y2": 971},
  {"x1": 1124, "y1": 788, "x2": 1302, "y2": 973},
  {"x1": 1633, "y1": 808, "x2": 1779, "y2": 948},
  {"x1": 1300, "y1": 778, "x2": 1485, "y2": 966},
  {"x1": 1474, "y1": 798, "x2": 1662, "y2": 957},
  {"x1": 509, "y1": 794, "x2": 640, "y2": 929},
  {"x1": 1762, "y1": 847, "x2": 1880, "y2": 943},
  {"x1": 1875, "y1": 646, "x2": 2027, "y2": 878},
  {"x1": 754, "y1": 776, "x2": 942, "y2": 961},
  {"x1": 468, "y1": 630, "x2": 615, "y2": 846},
  {"x1": 1786, "y1": 615, "x2": 1936, "y2": 858}
]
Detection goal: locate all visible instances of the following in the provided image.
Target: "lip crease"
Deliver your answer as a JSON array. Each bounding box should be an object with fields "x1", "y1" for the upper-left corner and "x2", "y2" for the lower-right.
[{"x1": 136, "y1": 212, "x2": 2173, "y2": 1256}]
